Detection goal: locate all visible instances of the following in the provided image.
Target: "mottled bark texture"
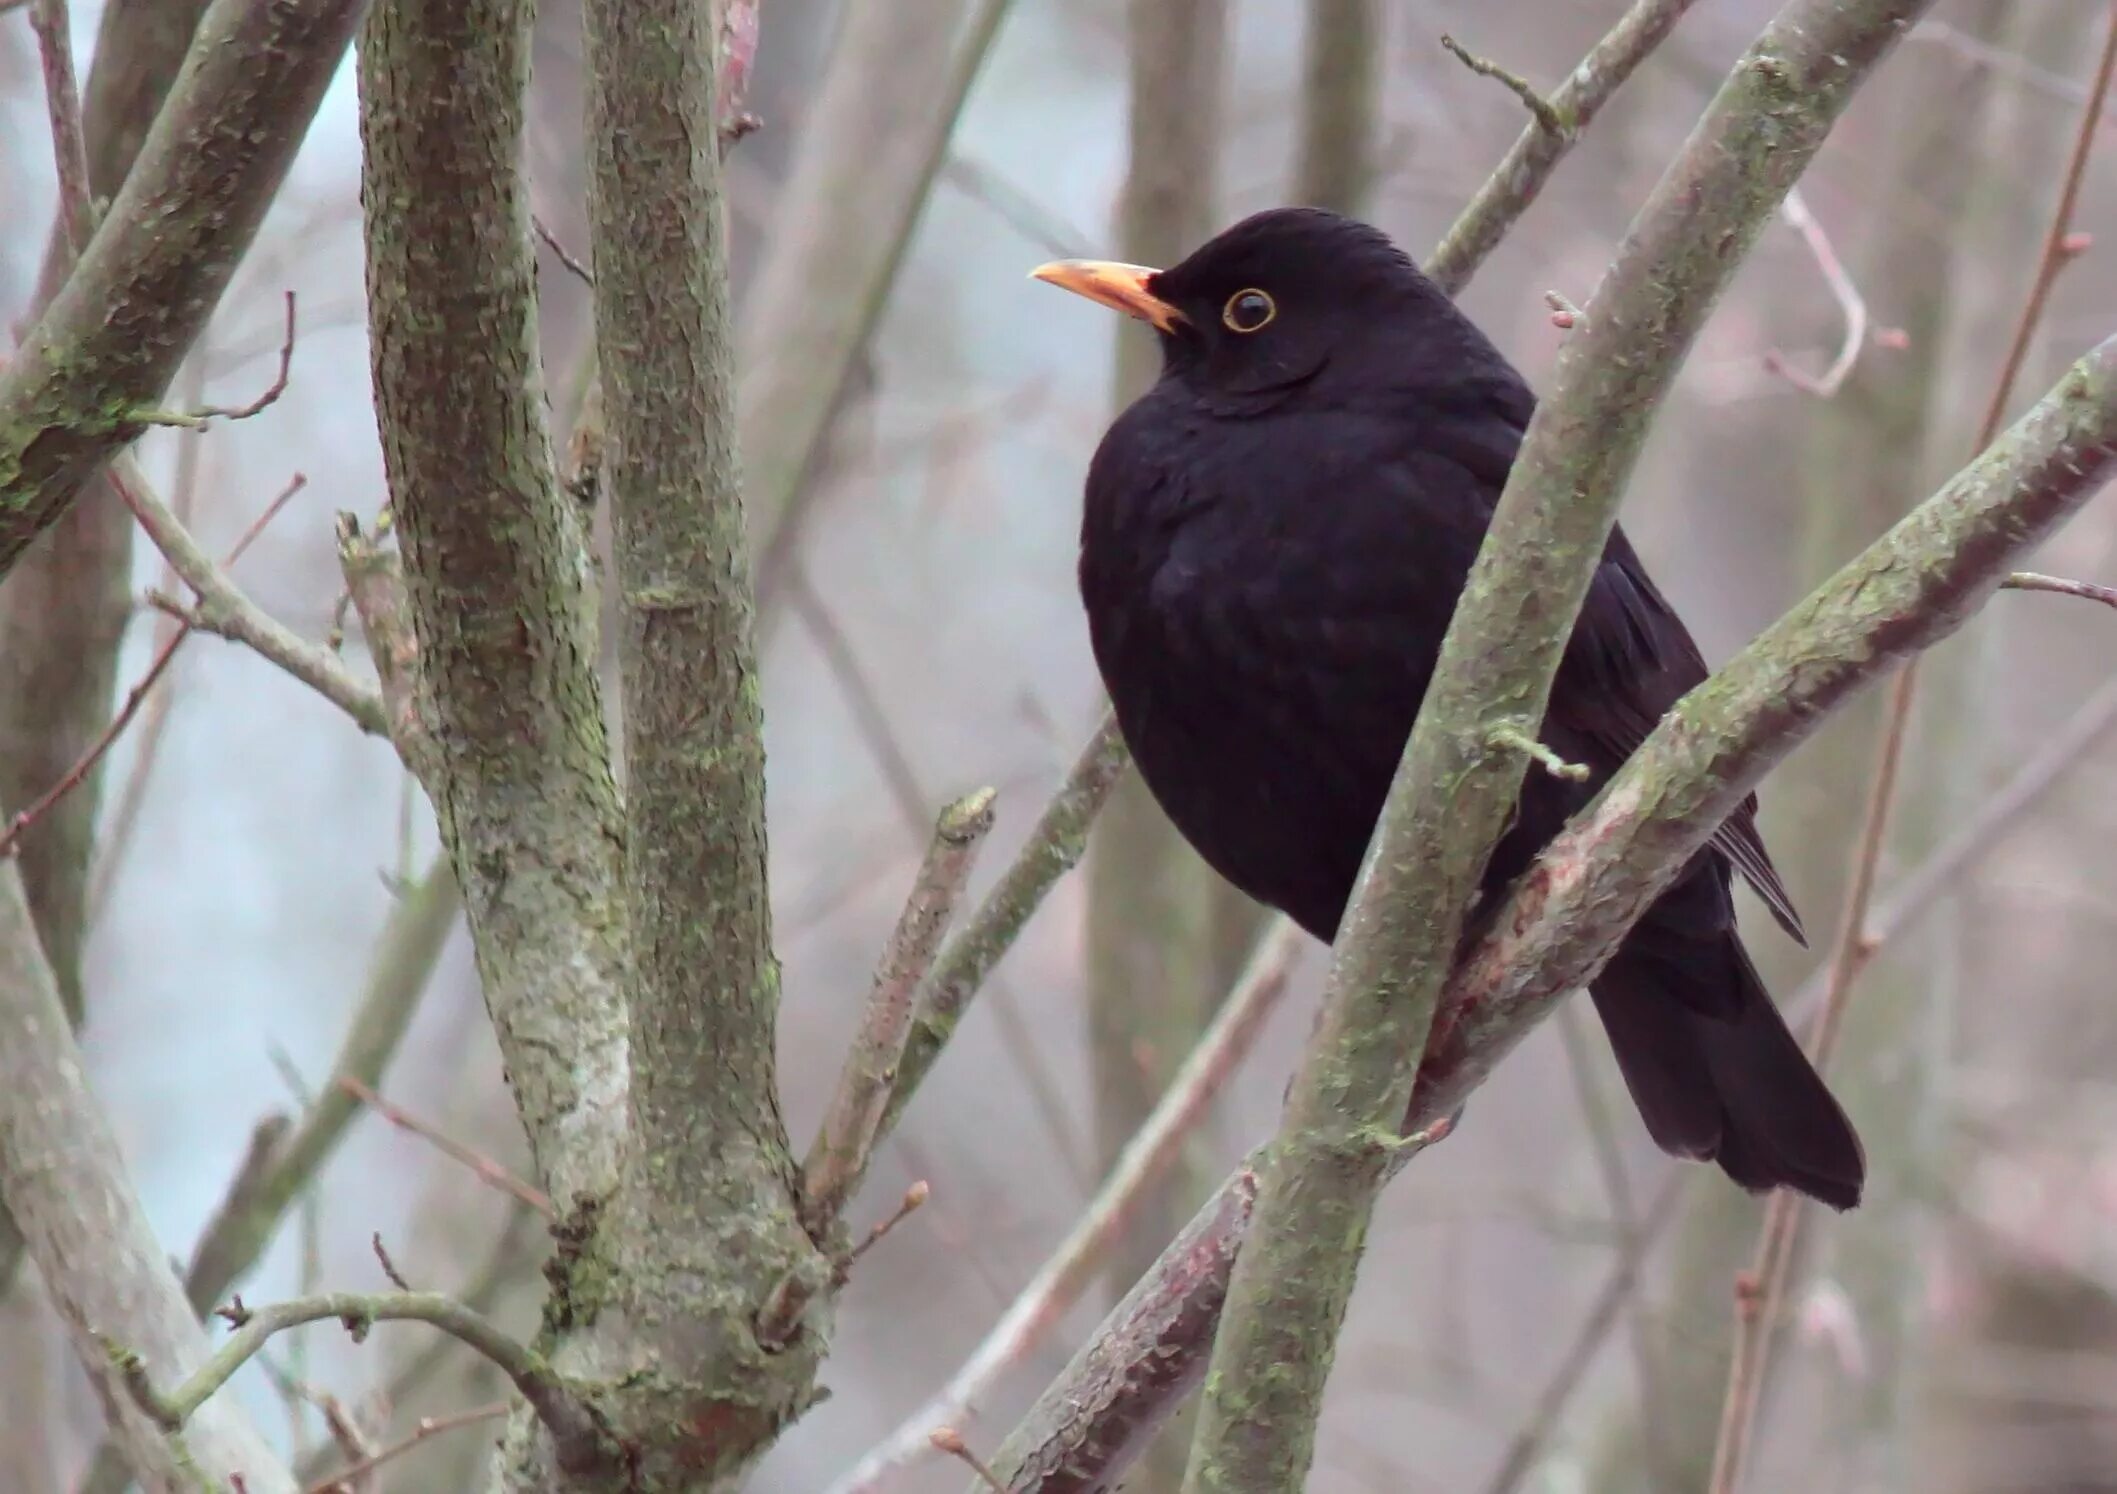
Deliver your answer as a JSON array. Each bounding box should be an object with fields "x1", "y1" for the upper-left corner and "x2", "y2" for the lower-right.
[
  {"x1": 363, "y1": 0, "x2": 841, "y2": 1486},
  {"x1": 1085, "y1": 5, "x2": 1230, "y2": 1488},
  {"x1": 1180, "y1": 5, "x2": 1936, "y2": 1489},
  {"x1": 0, "y1": 0, "x2": 209, "y2": 1042},
  {"x1": 0, "y1": 0, "x2": 366, "y2": 581},
  {"x1": 580, "y1": 0, "x2": 833, "y2": 1477},
  {"x1": 358, "y1": 0, "x2": 629, "y2": 1219},
  {"x1": 0, "y1": 860, "x2": 294, "y2": 1491}
]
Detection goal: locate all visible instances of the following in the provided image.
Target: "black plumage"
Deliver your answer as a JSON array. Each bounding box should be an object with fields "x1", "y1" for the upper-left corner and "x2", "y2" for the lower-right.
[{"x1": 1034, "y1": 207, "x2": 1864, "y2": 1209}]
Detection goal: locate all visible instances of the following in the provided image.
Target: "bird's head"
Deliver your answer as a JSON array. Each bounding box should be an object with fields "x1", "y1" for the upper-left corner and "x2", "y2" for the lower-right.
[{"x1": 1032, "y1": 207, "x2": 1454, "y2": 401}]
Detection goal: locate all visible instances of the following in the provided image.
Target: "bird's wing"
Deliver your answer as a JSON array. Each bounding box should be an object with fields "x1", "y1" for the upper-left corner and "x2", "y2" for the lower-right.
[
  {"x1": 1425, "y1": 375, "x2": 1808, "y2": 946},
  {"x1": 1557, "y1": 527, "x2": 1809, "y2": 947}
]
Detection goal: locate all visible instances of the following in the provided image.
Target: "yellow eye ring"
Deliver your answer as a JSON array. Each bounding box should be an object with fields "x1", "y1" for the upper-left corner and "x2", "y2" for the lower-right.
[{"x1": 1222, "y1": 288, "x2": 1276, "y2": 333}]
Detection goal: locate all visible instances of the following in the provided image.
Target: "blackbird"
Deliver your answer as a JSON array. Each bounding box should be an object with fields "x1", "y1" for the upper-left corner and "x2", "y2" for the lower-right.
[{"x1": 1033, "y1": 207, "x2": 1864, "y2": 1209}]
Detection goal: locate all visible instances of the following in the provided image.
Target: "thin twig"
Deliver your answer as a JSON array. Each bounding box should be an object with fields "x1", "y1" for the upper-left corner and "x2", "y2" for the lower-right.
[
  {"x1": 1480, "y1": 1173, "x2": 1684, "y2": 1494},
  {"x1": 370, "y1": 1234, "x2": 412, "y2": 1293},
  {"x1": 1426, "y1": 0, "x2": 1705, "y2": 296},
  {"x1": 932, "y1": 1427, "x2": 1008, "y2": 1493},
  {"x1": 1440, "y1": 33, "x2": 1564, "y2": 135},
  {"x1": 826, "y1": 920, "x2": 1306, "y2": 1494},
  {"x1": 0, "y1": 466, "x2": 327, "y2": 858},
  {"x1": 1765, "y1": 187, "x2": 1871, "y2": 397},
  {"x1": 86, "y1": 360, "x2": 210, "y2": 920},
  {"x1": 338, "y1": 1077, "x2": 555, "y2": 1219},
  {"x1": 113, "y1": 457, "x2": 390, "y2": 736},
  {"x1": 1550, "y1": 1005, "x2": 1673, "y2": 1487},
  {"x1": 2001, "y1": 570, "x2": 2117, "y2": 610},
  {"x1": 790, "y1": 562, "x2": 1094, "y2": 1185},
  {"x1": 530, "y1": 213, "x2": 593, "y2": 288},
  {"x1": 883, "y1": 710, "x2": 1131, "y2": 1137},
  {"x1": 29, "y1": 0, "x2": 92, "y2": 252},
  {"x1": 303, "y1": 1399, "x2": 510, "y2": 1494},
  {"x1": 118, "y1": 1292, "x2": 595, "y2": 1460},
  {"x1": 134, "y1": 291, "x2": 297, "y2": 429},
  {"x1": 1706, "y1": 13, "x2": 2117, "y2": 1490},
  {"x1": 802, "y1": 789, "x2": 997, "y2": 1235}
]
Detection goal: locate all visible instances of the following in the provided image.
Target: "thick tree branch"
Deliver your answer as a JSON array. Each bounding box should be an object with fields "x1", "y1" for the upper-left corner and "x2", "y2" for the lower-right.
[
  {"x1": 0, "y1": 861, "x2": 294, "y2": 1491},
  {"x1": 358, "y1": 0, "x2": 628, "y2": 1213},
  {"x1": 573, "y1": 0, "x2": 835, "y2": 1479},
  {"x1": 1424, "y1": 0, "x2": 1703, "y2": 296},
  {"x1": 0, "y1": 0, "x2": 367, "y2": 580},
  {"x1": 1183, "y1": 5, "x2": 1932, "y2": 1488}
]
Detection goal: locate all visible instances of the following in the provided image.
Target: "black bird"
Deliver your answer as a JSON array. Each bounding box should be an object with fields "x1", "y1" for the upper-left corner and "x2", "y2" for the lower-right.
[{"x1": 1033, "y1": 207, "x2": 1864, "y2": 1209}]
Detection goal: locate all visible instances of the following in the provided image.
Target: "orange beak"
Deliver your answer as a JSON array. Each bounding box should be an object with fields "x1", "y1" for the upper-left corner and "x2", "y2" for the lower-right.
[{"x1": 1030, "y1": 259, "x2": 1186, "y2": 333}]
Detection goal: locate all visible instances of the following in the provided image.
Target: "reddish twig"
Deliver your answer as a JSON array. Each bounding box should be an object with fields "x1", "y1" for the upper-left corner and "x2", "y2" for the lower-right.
[
  {"x1": 336, "y1": 1077, "x2": 555, "y2": 1219},
  {"x1": 2000, "y1": 569, "x2": 2117, "y2": 611},
  {"x1": 826, "y1": 922, "x2": 1308, "y2": 1494},
  {"x1": 29, "y1": 0, "x2": 92, "y2": 253},
  {"x1": 1764, "y1": 186, "x2": 1872, "y2": 397},
  {"x1": 1707, "y1": 13, "x2": 2117, "y2": 1490},
  {"x1": 369, "y1": 1233, "x2": 412, "y2": 1293},
  {"x1": 137, "y1": 292, "x2": 296, "y2": 429},
  {"x1": 303, "y1": 1401, "x2": 510, "y2": 1494},
  {"x1": 931, "y1": 1428, "x2": 1007, "y2": 1493},
  {"x1": 0, "y1": 470, "x2": 309, "y2": 859},
  {"x1": 530, "y1": 214, "x2": 593, "y2": 288}
]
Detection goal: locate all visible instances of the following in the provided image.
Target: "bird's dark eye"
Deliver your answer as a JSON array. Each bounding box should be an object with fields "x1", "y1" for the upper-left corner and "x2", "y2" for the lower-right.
[{"x1": 1221, "y1": 288, "x2": 1276, "y2": 333}]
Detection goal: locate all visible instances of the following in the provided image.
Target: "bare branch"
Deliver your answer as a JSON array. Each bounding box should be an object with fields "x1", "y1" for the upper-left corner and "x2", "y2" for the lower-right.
[
  {"x1": 1707, "y1": 15, "x2": 2117, "y2": 1488},
  {"x1": 1480, "y1": 1174, "x2": 1684, "y2": 1494},
  {"x1": 340, "y1": 1077, "x2": 553, "y2": 1220},
  {"x1": 112, "y1": 458, "x2": 389, "y2": 737},
  {"x1": 0, "y1": 461, "x2": 351, "y2": 859},
  {"x1": 1440, "y1": 33, "x2": 1565, "y2": 136},
  {"x1": 1184, "y1": 5, "x2": 1933, "y2": 1486},
  {"x1": 802, "y1": 788, "x2": 998, "y2": 1235},
  {"x1": 360, "y1": 0, "x2": 629, "y2": 1211},
  {"x1": 0, "y1": 0, "x2": 367, "y2": 580},
  {"x1": 29, "y1": 0, "x2": 92, "y2": 253},
  {"x1": 885, "y1": 712, "x2": 1132, "y2": 1136},
  {"x1": 830, "y1": 921, "x2": 1305, "y2": 1494},
  {"x1": 303, "y1": 1399, "x2": 509, "y2": 1494},
  {"x1": 1426, "y1": 0, "x2": 1705, "y2": 295},
  {"x1": 0, "y1": 860, "x2": 294, "y2": 1489},
  {"x1": 122, "y1": 1291, "x2": 596, "y2": 1462},
  {"x1": 530, "y1": 213, "x2": 594, "y2": 288},
  {"x1": 1764, "y1": 187, "x2": 1871, "y2": 397},
  {"x1": 184, "y1": 856, "x2": 457, "y2": 1304},
  {"x1": 2000, "y1": 569, "x2": 2117, "y2": 610}
]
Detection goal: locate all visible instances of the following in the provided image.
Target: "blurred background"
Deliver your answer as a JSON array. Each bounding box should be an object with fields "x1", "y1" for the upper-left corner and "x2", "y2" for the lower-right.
[{"x1": 3, "y1": 0, "x2": 2116, "y2": 1489}]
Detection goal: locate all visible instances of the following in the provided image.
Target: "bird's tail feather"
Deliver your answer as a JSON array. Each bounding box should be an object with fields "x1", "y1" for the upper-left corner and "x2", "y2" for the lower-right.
[{"x1": 1589, "y1": 942, "x2": 1865, "y2": 1211}]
